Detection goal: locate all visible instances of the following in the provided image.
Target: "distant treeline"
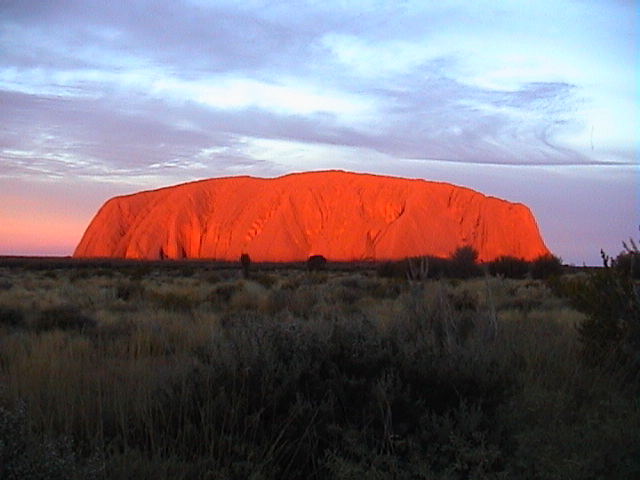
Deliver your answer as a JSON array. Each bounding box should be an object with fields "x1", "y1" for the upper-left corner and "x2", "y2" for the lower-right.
[
  {"x1": 376, "y1": 247, "x2": 563, "y2": 280},
  {"x1": 3, "y1": 246, "x2": 638, "y2": 280},
  {"x1": 0, "y1": 252, "x2": 565, "y2": 279}
]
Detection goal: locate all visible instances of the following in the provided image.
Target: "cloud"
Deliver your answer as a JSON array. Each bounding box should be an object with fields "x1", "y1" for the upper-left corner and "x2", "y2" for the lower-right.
[{"x1": 150, "y1": 75, "x2": 376, "y2": 120}]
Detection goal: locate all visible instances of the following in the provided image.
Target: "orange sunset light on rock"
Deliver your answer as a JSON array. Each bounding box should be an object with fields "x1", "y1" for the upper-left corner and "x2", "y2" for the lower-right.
[{"x1": 74, "y1": 170, "x2": 550, "y2": 262}]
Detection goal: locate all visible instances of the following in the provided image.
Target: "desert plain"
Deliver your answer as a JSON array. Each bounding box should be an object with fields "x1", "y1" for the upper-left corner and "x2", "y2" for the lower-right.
[{"x1": 0, "y1": 255, "x2": 638, "y2": 479}]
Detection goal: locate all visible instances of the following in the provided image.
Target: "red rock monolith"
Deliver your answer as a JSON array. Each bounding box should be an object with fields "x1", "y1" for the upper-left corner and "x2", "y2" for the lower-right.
[{"x1": 74, "y1": 170, "x2": 550, "y2": 262}]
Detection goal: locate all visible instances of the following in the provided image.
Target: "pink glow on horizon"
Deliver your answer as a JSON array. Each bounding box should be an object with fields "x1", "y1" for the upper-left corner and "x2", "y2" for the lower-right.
[
  {"x1": 0, "y1": 190, "x2": 89, "y2": 257},
  {"x1": 1, "y1": 211, "x2": 85, "y2": 257}
]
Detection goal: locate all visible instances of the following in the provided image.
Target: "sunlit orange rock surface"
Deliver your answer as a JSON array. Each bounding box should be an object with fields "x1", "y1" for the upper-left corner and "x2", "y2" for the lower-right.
[{"x1": 74, "y1": 170, "x2": 550, "y2": 262}]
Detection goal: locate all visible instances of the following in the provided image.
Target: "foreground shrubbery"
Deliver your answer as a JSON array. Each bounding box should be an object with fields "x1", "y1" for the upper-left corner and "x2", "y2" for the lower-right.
[
  {"x1": 551, "y1": 239, "x2": 640, "y2": 373},
  {"x1": 0, "y1": 402, "x2": 103, "y2": 480},
  {"x1": 129, "y1": 313, "x2": 515, "y2": 478},
  {"x1": 0, "y1": 261, "x2": 638, "y2": 479}
]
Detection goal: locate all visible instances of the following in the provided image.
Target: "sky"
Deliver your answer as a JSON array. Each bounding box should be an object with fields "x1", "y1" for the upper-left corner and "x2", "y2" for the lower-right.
[{"x1": 0, "y1": 0, "x2": 637, "y2": 265}]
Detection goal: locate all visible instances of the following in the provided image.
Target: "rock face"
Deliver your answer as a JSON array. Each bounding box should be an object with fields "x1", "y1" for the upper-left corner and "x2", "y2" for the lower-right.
[{"x1": 74, "y1": 170, "x2": 550, "y2": 262}]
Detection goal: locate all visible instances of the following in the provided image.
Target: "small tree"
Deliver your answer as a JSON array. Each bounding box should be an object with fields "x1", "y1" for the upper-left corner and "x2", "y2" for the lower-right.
[
  {"x1": 307, "y1": 255, "x2": 327, "y2": 272},
  {"x1": 449, "y1": 246, "x2": 480, "y2": 279},
  {"x1": 240, "y1": 253, "x2": 251, "y2": 279}
]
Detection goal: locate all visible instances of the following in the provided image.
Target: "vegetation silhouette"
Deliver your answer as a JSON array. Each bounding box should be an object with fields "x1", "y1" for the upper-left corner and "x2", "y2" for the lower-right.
[
  {"x1": 307, "y1": 254, "x2": 327, "y2": 271},
  {"x1": 240, "y1": 253, "x2": 251, "y2": 279}
]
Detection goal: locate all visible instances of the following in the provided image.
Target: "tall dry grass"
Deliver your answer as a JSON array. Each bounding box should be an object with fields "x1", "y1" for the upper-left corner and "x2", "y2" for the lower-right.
[{"x1": 0, "y1": 263, "x2": 638, "y2": 479}]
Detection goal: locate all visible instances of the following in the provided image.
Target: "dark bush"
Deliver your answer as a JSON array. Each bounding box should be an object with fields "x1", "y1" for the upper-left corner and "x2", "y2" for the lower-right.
[
  {"x1": 529, "y1": 254, "x2": 563, "y2": 279},
  {"x1": 555, "y1": 246, "x2": 640, "y2": 369},
  {"x1": 449, "y1": 246, "x2": 481, "y2": 279},
  {"x1": 307, "y1": 254, "x2": 327, "y2": 271},
  {"x1": 575, "y1": 271, "x2": 639, "y2": 369},
  {"x1": 376, "y1": 260, "x2": 399, "y2": 278},
  {"x1": 146, "y1": 312, "x2": 515, "y2": 478},
  {"x1": 377, "y1": 259, "x2": 414, "y2": 279},
  {"x1": 115, "y1": 281, "x2": 145, "y2": 301},
  {"x1": 614, "y1": 251, "x2": 640, "y2": 279},
  {"x1": 34, "y1": 306, "x2": 96, "y2": 332},
  {"x1": 425, "y1": 256, "x2": 452, "y2": 278},
  {"x1": 0, "y1": 306, "x2": 25, "y2": 328},
  {"x1": 487, "y1": 256, "x2": 530, "y2": 279}
]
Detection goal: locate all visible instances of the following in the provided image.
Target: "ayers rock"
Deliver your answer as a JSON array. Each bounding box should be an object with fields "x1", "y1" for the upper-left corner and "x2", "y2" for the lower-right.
[{"x1": 74, "y1": 170, "x2": 550, "y2": 262}]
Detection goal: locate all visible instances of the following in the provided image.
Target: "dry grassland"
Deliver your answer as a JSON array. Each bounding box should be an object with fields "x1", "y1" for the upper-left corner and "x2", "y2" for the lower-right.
[{"x1": 0, "y1": 262, "x2": 638, "y2": 479}]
